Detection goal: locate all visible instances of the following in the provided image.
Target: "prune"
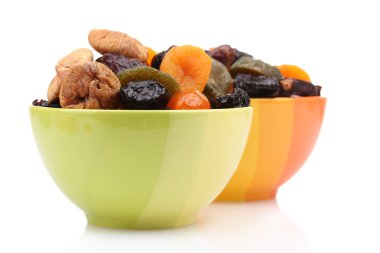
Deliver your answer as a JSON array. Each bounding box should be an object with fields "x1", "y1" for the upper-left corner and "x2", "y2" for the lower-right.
[
  {"x1": 120, "y1": 80, "x2": 169, "y2": 109},
  {"x1": 207, "y1": 45, "x2": 236, "y2": 69},
  {"x1": 32, "y1": 99, "x2": 61, "y2": 108},
  {"x1": 117, "y1": 66, "x2": 180, "y2": 97},
  {"x1": 230, "y1": 56, "x2": 283, "y2": 80},
  {"x1": 234, "y1": 74, "x2": 280, "y2": 98},
  {"x1": 98, "y1": 53, "x2": 146, "y2": 74},
  {"x1": 203, "y1": 59, "x2": 233, "y2": 99},
  {"x1": 210, "y1": 88, "x2": 250, "y2": 109},
  {"x1": 280, "y1": 78, "x2": 321, "y2": 97},
  {"x1": 151, "y1": 46, "x2": 176, "y2": 70}
]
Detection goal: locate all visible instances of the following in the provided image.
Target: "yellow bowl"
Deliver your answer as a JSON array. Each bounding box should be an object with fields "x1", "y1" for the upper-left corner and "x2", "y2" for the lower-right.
[
  {"x1": 217, "y1": 97, "x2": 326, "y2": 201},
  {"x1": 30, "y1": 106, "x2": 252, "y2": 229}
]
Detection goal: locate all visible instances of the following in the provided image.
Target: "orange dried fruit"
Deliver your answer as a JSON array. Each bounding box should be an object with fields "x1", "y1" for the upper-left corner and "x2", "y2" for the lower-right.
[
  {"x1": 167, "y1": 90, "x2": 211, "y2": 110},
  {"x1": 276, "y1": 64, "x2": 311, "y2": 82},
  {"x1": 145, "y1": 47, "x2": 156, "y2": 67},
  {"x1": 160, "y1": 45, "x2": 212, "y2": 92}
]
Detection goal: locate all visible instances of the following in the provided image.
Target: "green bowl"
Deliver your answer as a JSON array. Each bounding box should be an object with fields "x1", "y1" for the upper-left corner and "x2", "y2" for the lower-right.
[{"x1": 29, "y1": 106, "x2": 252, "y2": 229}]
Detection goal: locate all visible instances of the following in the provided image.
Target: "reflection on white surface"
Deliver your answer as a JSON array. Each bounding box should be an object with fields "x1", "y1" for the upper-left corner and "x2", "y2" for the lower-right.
[{"x1": 63, "y1": 200, "x2": 312, "y2": 253}]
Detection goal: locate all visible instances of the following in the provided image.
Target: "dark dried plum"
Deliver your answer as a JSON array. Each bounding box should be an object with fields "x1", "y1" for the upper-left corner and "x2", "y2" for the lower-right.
[
  {"x1": 120, "y1": 80, "x2": 169, "y2": 109},
  {"x1": 32, "y1": 99, "x2": 61, "y2": 108},
  {"x1": 151, "y1": 46, "x2": 176, "y2": 70},
  {"x1": 234, "y1": 74, "x2": 280, "y2": 98},
  {"x1": 98, "y1": 53, "x2": 146, "y2": 74},
  {"x1": 207, "y1": 45, "x2": 236, "y2": 69},
  {"x1": 210, "y1": 88, "x2": 250, "y2": 109},
  {"x1": 280, "y1": 78, "x2": 321, "y2": 97}
]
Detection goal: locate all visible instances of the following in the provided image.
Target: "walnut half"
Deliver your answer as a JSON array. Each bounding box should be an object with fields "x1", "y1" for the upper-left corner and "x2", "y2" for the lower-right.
[{"x1": 59, "y1": 62, "x2": 121, "y2": 109}]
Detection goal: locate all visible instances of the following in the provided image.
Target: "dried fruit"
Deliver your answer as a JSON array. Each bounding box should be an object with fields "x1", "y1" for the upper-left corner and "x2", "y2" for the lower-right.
[
  {"x1": 208, "y1": 45, "x2": 236, "y2": 69},
  {"x1": 280, "y1": 78, "x2": 321, "y2": 97},
  {"x1": 88, "y1": 29, "x2": 148, "y2": 62},
  {"x1": 203, "y1": 59, "x2": 233, "y2": 99},
  {"x1": 48, "y1": 48, "x2": 93, "y2": 103},
  {"x1": 145, "y1": 47, "x2": 157, "y2": 66},
  {"x1": 150, "y1": 46, "x2": 176, "y2": 70},
  {"x1": 120, "y1": 80, "x2": 169, "y2": 109},
  {"x1": 32, "y1": 99, "x2": 61, "y2": 108},
  {"x1": 167, "y1": 90, "x2": 210, "y2": 110},
  {"x1": 234, "y1": 49, "x2": 253, "y2": 63},
  {"x1": 98, "y1": 53, "x2": 146, "y2": 74},
  {"x1": 230, "y1": 56, "x2": 283, "y2": 80},
  {"x1": 210, "y1": 88, "x2": 250, "y2": 109},
  {"x1": 160, "y1": 45, "x2": 212, "y2": 92},
  {"x1": 59, "y1": 62, "x2": 121, "y2": 109},
  {"x1": 234, "y1": 74, "x2": 280, "y2": 98},
  {"x1": 276, "y1": 64, "x2": 311, "y2": 82},
  {"x1": 117, "y1": 66, "x2": 180, "y2": 97}
]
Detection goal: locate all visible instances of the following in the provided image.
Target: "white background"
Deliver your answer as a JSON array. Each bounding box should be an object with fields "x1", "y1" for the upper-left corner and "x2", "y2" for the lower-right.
[{"x1": 0, "y1": 0, "x2": 379, "y2": 252}]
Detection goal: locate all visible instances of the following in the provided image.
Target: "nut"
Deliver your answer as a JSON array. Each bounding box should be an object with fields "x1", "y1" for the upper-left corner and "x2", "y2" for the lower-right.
[
  {"x1": 88, "y1": 29, "x2": 148, "y2": 62},
  {"x1": 59, "y1": 62, "x2": 121, "y2": 109}
]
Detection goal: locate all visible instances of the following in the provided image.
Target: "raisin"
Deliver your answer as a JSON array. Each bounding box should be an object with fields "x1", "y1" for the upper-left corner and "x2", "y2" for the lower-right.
[
  {"x1": 210, "y1": 88, "x2": 250, "y2": 109},
  {"x1": 280, "y1": 78, "x2": 321, "y2": 97},
  {"x1": 32, "y1": 99, "x2": 61, "y2": 108},
  {"x1": 151, "y1": 46, "x2": 176, "y2": 70},
  {"x1": 98, "y1": 53, "x2": 146, "y2": 74},
  {"x1": 234, "y1": 74, "x2": 280, "y2": 98},
  {"x1": 120, "y1": 80, "x2": 169, "y2": 109}
]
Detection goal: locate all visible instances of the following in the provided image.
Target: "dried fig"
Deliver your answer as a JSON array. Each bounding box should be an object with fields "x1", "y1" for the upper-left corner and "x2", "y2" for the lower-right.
[
  {"x1": 55, "y1": 48, "x2": 93, "y2": 78},
  {"x1": 88, "y1": 29, "x2": 148, "y2": 62},
  {"x1": 47, "y1": 76, "x2": 62, "y2": 103},
  {"x1": 59, "y1": 62, "x2": 121, "y2": 109}
]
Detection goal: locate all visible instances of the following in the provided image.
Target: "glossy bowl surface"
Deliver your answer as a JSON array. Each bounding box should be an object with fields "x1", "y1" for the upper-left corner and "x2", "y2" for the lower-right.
[
  {"x1": 30, "y1": 106, "x2": 252, "y2": 228},
  {"x1": 217, "y1": 97, "x2": 326, "y2": 201}
]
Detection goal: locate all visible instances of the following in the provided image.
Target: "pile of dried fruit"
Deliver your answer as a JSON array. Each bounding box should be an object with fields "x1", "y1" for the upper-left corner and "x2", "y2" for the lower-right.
[{"x1": 32, "y1": 29, "x2": 322, "y2": 110}]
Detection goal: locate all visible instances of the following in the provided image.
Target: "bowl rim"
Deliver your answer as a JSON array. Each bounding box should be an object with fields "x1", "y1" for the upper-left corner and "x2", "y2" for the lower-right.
[
  {"x1": 28, "y1": 105, "x2": 252, "y2": 115},
  {"x1": 250, "y1": 96, "x2": 326, "y2": 103}
]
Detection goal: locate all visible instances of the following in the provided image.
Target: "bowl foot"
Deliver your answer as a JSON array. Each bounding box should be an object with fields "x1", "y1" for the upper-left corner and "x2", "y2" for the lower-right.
[
  {"x1": 216, "y1": 189, "x2": 277, "y2": 202},
  {"x1": 86, "y1": 213, "x2": 197, "y2": 230}
]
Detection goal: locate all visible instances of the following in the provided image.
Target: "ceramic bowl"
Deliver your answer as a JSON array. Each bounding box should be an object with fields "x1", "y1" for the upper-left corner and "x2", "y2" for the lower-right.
[
  {"x1": 216, "y1": 97, "x2": 326, "y2": 201},
  {"x1": 30, "y1": 106, "x2": 252, "y2": 229}
]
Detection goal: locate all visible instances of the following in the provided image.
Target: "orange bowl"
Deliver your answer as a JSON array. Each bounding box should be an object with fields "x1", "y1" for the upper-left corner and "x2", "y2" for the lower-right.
[{"x1": 216, "y1": 96, "x2": 326, "y2": 201}]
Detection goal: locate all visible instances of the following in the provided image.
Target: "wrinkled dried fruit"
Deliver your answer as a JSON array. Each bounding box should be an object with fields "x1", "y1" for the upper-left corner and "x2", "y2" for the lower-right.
[
  {"x1": 167, "y1": 90, "x2": 210, "y2": 110},
  {"x1": 280, "y1": 78, "x2": 321, "y2": 97},
  {"x1": 150, "y1": 46, "x2": 176, "y2": 70},
  {"x1": 230, "y1": 56, "x2": 283, "y2": 80},
  {"x1": 210, "y1": 88, "x2": 250, "y2": 109},
  {"x1": 276, "y1": 64, "x2": 311, "y2": 82},
  {"x1": 234, "y1": 74, "x2": 280, "y2": 98},
  {"x1": 117, "y1": 66, "x2": 180, "y2": 97},
  {"x1": 203, "y1": 59, "x2": 233, "y2": 99},
  {"x1": 160, "y1": 45, "x2": 212, "y2": 92},
  {"x1": 32, "y1": 99, "x2": 61, "y2": 108},
  {"x1": 98, "y1": 53, "x2": 146, "y2": 74},
  {"x1": 120, "y1": 80, "x2": 169, "y2": 109},
  {"x1": 208, "y1": 45, "x2": 236, "y2": 69},
  {"x1": 88, "y1": 29, "x2": 148, "y2": 62},
  {"x1": 47, "y1": 76, "x2": 62, "y2": 103},
  {"x1": 48, "y1": 48, "x2": 94, "y2": 103},
  {"x1": 59, "y1": 62, "x2": 121, "y2": 109}
]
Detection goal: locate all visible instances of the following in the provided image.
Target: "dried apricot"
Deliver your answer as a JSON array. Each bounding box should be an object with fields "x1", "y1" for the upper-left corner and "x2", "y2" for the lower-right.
[
  {"x1": 160, "y1": 45, "x2": 212, "y2": 92},
  {"x1": 276, "y1": 64, "x2": 311, "y2": 82},
  {"x1": 145, "y1": 47, "x2": 157, "y2": 67},
  {"x1": 167, "y1": 90, "x2": 211, "y2": 110}
]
